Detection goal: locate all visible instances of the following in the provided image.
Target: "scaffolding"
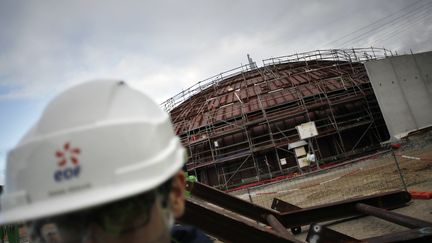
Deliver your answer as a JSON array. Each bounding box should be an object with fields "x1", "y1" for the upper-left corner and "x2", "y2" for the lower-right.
[{"x1": 163, "y1": 48, "x2": 392, "y2": 189}]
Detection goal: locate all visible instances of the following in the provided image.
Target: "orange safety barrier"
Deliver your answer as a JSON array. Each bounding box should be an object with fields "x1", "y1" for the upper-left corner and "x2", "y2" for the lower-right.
[{"x1": 409, "y1": 191, "x2": 432, "y2": 199}]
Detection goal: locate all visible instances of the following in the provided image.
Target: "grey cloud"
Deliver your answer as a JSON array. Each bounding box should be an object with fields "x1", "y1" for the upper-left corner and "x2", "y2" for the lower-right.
[{"x1": 0, "y1": 0, "x2": 431, "y2": 101}]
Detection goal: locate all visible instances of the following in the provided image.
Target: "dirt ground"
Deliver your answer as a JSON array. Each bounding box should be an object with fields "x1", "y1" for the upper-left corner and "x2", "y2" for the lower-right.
[
  {"x1": 229, "y1": 130, "x2": 432, "y2": 240},
  {"x1": 233, "y1": 146, "x2": 432, "y2": 208}
]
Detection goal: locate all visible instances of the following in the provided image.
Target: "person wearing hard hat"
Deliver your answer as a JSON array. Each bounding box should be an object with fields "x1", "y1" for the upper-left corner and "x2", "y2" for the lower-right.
[{"x1": 0, "y1": 81, "x2": 212, "y2": 243}]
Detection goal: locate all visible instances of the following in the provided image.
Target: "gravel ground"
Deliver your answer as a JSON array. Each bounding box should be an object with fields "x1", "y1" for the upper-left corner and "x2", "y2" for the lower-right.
[
  {"x1": 234, "y1": 149, "x2": 432, "y2": 209},
  {"x1": 293, "y1": 180, "x2": 432, "y2": 241},
  {"x1": 230, "y1": 129, "x2": 432, "y2": 241}
]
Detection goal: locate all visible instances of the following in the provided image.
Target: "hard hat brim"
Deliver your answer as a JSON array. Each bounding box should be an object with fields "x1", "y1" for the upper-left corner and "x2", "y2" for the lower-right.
[{"x1": 0, "y1": 147, "x2": 185, "y2": 225}]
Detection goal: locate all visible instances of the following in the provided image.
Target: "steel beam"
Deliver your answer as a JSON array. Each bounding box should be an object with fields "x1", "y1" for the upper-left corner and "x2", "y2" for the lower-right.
[
  {"x1": 278, "y1": 191, "x2": 411, "y2": 228},
  {"x1": 272, "y1": 198, "x2": 302, "y2": 212},
  {"x1": 187, "y1": 182, "x2": 411, "y2": 228},
  {"x1": 355, "y1": 203, "x2": 432, "y2": 229},
  {"x1": 179, "y1": 198, "x2": 299, "y2": 243},
  {"x1": 266, "y1": 214, "x2": 301, "y2": 242},
  {"x1": 306, "y1": 223, "x2": 361, "y2": 243},
  {"x1": 271, "y1": 198, "x2": 303, "y2": 235},
  {"x1": 363, "y1": 227, "x2": 432, "y2": 243},
  {"x1": 186, "y1": 181, "x2": 279, "y2": 224},
  {"x1": 183, "y1": 181, "x2": 432, "y2": 242}
]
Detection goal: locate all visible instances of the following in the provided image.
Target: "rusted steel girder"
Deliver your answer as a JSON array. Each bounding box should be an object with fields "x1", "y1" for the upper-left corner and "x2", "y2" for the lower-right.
[
  {"x1": 278, "y1": 191, "x2": 411, "y2": 228},
  {"x1": 272, "y1": 197, "x2": 302, "y2": 212},
  {"x1": 184, "y1": 182, "x2": 432, "y2": 242},
  {"x1": 305, "y1": 203, "x2": 432, "y2": 243},
  {"x1": 271, "y1": 198, "x2": 303, "y2": 235},
  {"x1": 187, "y1": 181, "x2": 411, "y2": 228},
  {"x1": 179, "y1": 198, "x2": 300, "y2": 243},
  {"x1": 186, "y1": 181, "x2": 279, "y2": 224}
]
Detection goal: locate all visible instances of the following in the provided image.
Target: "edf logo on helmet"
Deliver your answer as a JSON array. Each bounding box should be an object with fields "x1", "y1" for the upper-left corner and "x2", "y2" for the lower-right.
[{"x1": 54, "y1": 142, "x2": 81, "y2": 182}]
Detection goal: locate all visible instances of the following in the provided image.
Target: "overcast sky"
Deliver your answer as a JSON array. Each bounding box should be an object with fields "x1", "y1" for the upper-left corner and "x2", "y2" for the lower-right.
[{"x1": 0, "y1": 0, "x2": 431, "y2": 184}]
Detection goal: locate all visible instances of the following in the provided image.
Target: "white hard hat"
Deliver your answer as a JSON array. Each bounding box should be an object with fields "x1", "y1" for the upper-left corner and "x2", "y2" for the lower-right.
[{"x1": 0, "y1": 80, "x2": 185, "y2": 224}]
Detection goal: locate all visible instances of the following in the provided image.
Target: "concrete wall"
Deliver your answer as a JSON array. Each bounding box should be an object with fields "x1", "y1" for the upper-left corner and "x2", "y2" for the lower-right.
[{"x1": 365, "y1": 51, "x2": 432, "y2": 139}]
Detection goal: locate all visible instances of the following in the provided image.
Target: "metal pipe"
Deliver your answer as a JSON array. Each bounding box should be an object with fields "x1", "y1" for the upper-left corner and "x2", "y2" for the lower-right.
[
  {"x1": 278, "y1": 191, "x2": 411, "y2": 228},
  {"x1": 363, "y1": 227, "x2": 432, "y2": 243},
  {"x1": 355, "y1": 203, "x2": 432, "y2": 229},
  {"x1": 266, "y1": 214, "x2": 300, "y2": 242}
]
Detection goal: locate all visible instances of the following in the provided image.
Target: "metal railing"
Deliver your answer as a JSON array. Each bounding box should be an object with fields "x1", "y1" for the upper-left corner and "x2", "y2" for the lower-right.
[
  {"x1": 161, "y1": 47, "x2": 393, "y2": 112},
  {"x1": 161, "y1": 63, "x2": 255, "y2": 112},
  {"x1": 262, "y1": 48, "x2": 393, "y2": 66}
]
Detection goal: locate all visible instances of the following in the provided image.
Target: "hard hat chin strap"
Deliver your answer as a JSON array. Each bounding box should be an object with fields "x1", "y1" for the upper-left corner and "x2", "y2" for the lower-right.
[{"x1": 162, "y1": 200, "x2": 175, "y2": 231}]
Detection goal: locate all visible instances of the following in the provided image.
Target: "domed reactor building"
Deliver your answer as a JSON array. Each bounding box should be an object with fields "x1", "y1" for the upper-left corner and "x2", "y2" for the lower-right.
[{"x1": 162, "y1": 48, "x2": 391, "y2": 189}]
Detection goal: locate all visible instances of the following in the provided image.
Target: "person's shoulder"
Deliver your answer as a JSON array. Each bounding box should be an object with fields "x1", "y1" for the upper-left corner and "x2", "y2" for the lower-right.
[{"x1": 171, "y1": 225, "x2": 213, "y2": 243}]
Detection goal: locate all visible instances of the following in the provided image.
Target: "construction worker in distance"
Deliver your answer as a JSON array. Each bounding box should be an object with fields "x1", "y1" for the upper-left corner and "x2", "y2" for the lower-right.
[{"x1": 0, "y1": 80, "x2": 212, "y2": 243}]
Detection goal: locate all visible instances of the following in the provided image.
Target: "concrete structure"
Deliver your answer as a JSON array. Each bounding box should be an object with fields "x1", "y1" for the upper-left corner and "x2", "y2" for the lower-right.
[
  {"x1": 163, "y1": 48, "x2": 393, "y2": 189},
  {"x1": 365, "y1": 51, "x2": 432, "y2": 139}
]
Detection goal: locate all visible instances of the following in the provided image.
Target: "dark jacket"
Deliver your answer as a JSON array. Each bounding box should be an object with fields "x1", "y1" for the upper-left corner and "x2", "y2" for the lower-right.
[{"x1": 171, "y1": 225, "x2": 213, "y2": 243}]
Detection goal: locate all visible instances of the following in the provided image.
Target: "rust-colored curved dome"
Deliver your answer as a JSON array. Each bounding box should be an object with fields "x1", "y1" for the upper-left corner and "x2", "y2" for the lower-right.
[{"x1": 164, "y1": 49, "x2": 390, "y2": 188}]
